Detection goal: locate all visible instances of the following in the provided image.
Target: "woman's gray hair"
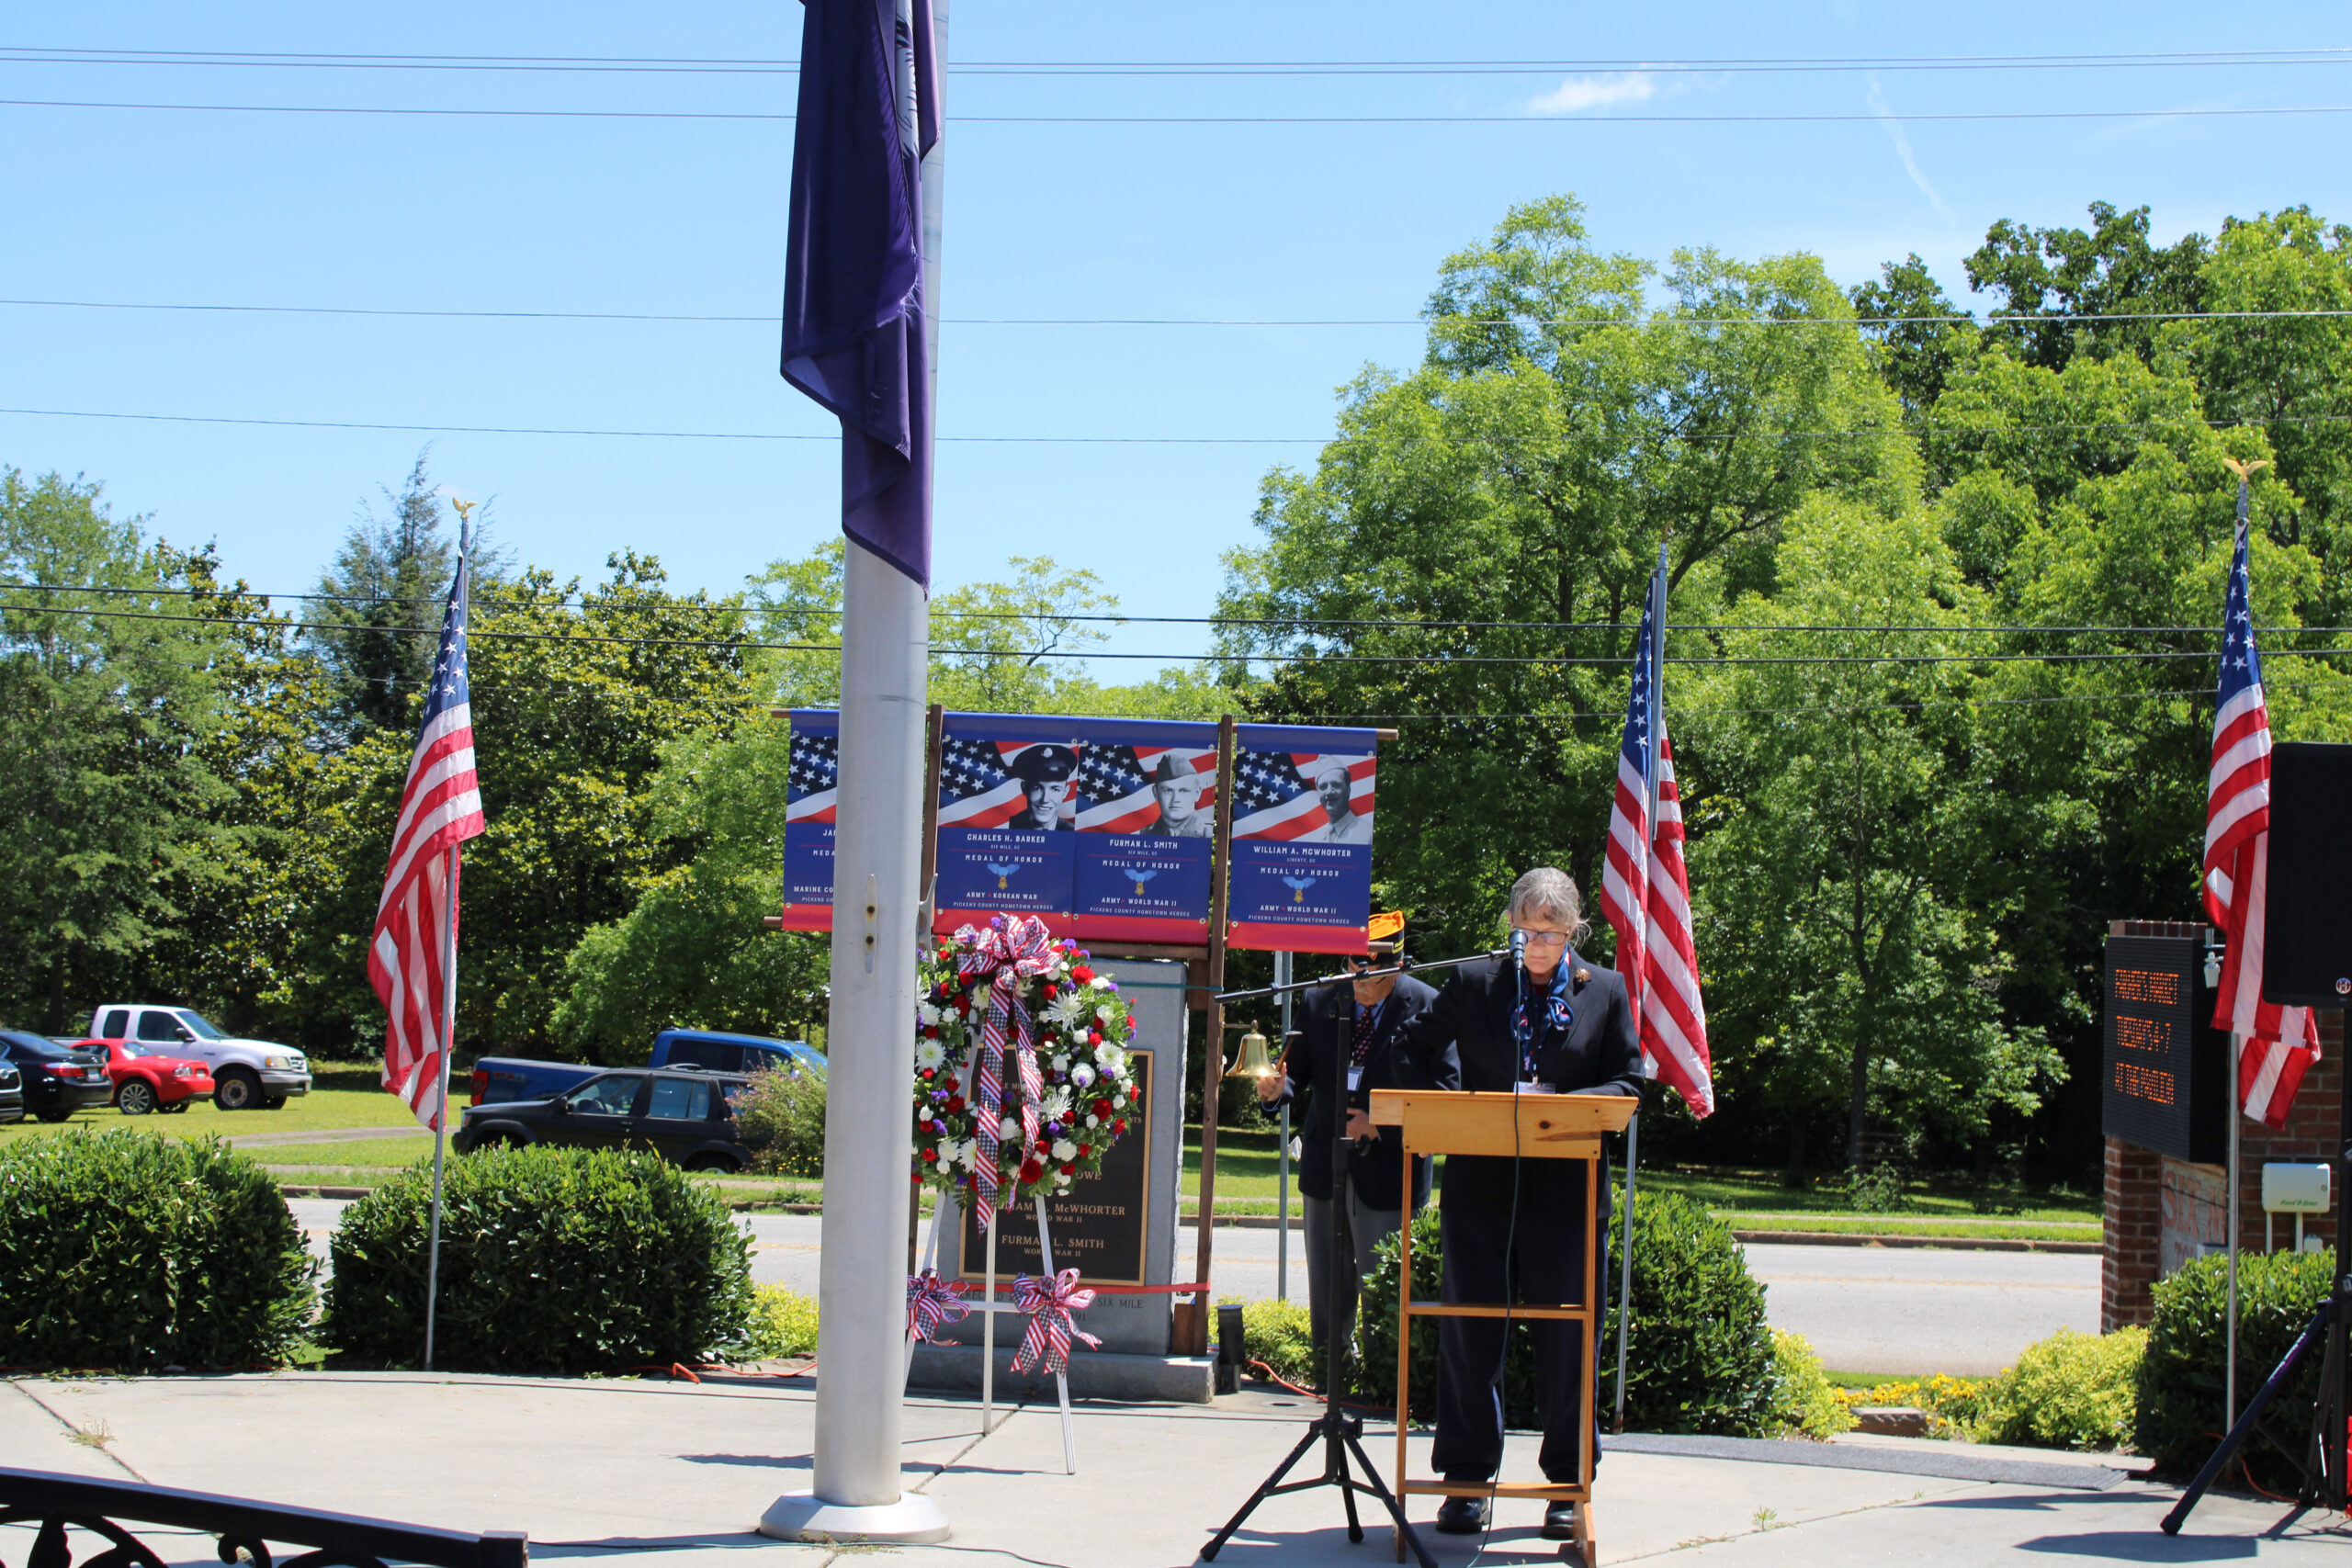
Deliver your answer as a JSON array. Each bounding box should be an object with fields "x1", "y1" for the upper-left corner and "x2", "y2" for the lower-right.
[{"x1": 1506, "y1": 866, "x2": 1589, "y2": 942}]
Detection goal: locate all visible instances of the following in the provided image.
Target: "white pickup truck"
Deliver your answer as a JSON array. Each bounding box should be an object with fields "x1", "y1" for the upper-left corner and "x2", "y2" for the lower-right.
[{"x1": 88, "y1": 1005, "x2": 311, "y2": 1111}]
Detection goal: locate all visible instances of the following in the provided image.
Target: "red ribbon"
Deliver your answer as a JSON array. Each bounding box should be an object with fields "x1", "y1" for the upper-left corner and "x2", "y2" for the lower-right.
[
  {"x1": 1010, "y1": 1268, "x2": 1102, "y2": 1376},
  {"x1": 905, "y1": 1269, "x2": 971, "y2": 1343},
  {"x1": 954, "y1": 916, "x2": 1057, "y2": 1230}
]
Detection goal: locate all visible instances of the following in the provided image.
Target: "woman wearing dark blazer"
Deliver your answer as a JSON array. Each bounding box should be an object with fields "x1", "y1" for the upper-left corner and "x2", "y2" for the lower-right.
[{"x1": 1393, "y1": 867, "x2": 1642, "y2": 1540}]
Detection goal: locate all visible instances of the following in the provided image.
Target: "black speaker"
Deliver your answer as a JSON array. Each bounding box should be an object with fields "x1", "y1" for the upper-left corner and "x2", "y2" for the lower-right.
[{"x1": 2262, "y1": 741, "x2": 2352, "y2": 1007}]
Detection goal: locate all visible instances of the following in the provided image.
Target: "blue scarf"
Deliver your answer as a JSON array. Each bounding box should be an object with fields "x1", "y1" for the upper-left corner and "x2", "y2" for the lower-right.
[{"x1": 1510, "y1": 963, "x2": 1576, "y2": 1080}]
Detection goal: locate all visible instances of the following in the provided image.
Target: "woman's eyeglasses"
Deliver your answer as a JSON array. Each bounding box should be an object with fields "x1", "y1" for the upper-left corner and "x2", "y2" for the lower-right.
[{"x1": 1511, "y1": 929, "x2": 1570, "y2": 951}]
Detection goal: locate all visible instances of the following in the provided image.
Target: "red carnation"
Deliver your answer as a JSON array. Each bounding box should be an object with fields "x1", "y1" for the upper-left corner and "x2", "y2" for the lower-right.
[
  {"x1": 1042, "y1": 983, "x2": 1057, "y2": 999},
  {"x1": 1127, "y1": 1085, "x2": 1141, "y2": 1102},
  {"x1": 1070, "y1": 964, "x2": 1095, "y2": 983},
  {"x1": 1019, "y1": 1158, "x2": 1045, "y2": 1184},
  {"x1": 922, "y1": 1024, "x2": 941, "y2": 1039},
  {"x1": 1088, "y1": 1031, "x2": 1103, "y2": 1046},
  {"x1": 1078, "y1": 1144, "x2": 1092, "y2": 1157},
  {"x1": 1092, "y1": 1098, "x2": 1114, "y2": 1119},
  {"x1": 946, "y1": 1095, "x2": 966, "y2": 1113},
  {"x1": 1059, "y1": 1164, "x2": 1075, "y2": 1176},
  {"x1": 953, "y1": 994, "x2": 972, "y2": 1015},
  {"x1": 922, "y1": 1146, "x2": 939, "y2": 1163},
  {"x1": 1114, "y1": 1118, "x2": 1128, "y2": 1134}
]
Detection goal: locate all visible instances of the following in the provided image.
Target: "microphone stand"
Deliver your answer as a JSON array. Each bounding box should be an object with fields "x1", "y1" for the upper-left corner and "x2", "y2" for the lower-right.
[{"x1": 1199, "y1": 947, "x2": 1501, "y2": 1567}]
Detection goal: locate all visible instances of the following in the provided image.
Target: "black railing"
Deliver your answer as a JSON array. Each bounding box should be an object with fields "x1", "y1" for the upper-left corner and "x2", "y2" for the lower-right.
[{"x1": 0, "y1": 1469, "x2": 526, "y2": 1568}]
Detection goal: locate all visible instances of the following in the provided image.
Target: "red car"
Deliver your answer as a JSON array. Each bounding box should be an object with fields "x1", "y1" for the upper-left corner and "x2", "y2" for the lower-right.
[{"x1": 84, "y1": 1038, "x2": 215, "y2": 1116}]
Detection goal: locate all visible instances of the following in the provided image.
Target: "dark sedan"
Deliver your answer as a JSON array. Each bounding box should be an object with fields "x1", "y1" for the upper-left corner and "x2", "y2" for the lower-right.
[
  {"x1": 0, "y1": 1032, "x2": 115, "y2": 1122},
  {"x1": 451, "y1": 1068, "x2": 757, "y2": 1172}
]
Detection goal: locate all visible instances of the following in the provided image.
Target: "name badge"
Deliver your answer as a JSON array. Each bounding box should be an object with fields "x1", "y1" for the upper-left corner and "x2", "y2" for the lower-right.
[
  {"x1": 1517, "y1": 1080, "x2": 1557, "y2": 1095},
  {"x1": 1347, "y1": 1066, "x2": 1364, "y2": 1092}
]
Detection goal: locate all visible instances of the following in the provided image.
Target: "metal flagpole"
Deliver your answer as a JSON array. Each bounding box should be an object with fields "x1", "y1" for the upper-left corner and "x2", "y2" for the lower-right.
[
  {"x1": 766, "y1": 0, "x2": 946, "y2": 1544},
  {"x1": 424, "y1": 844, "x2": 457, "y2": 1372},
  {"x1": 1614, "y1": 547, "x2": 1668, "y2": 1431},
  {"x1": 2227, "y1": 1043, "x2": 2243, "y2": 1427},
  {"x1": 1275, "y1": 951, "x2": 1293, "y2": 1300}
]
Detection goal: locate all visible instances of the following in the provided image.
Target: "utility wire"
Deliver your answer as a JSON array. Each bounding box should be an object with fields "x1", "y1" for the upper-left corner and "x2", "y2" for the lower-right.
[
  {"x1": 12, "y1": 581, "x2": 2346, "y2": 639},
  {"x1": 3, "y1": 45, "x2": 2346, "y2": 74},
  {"x1": 5, "y1": 404, "x2": 2348, "y2": 445},
  {"x1": 8, "y1": 601, "x2": 2350, "y2": 668},
  {"x1": 8, "y1": 96, "x2": 2352, "y2": 125},
  {"x1": 8, "y1": 297, "x2": 2352, "y2": 328}
]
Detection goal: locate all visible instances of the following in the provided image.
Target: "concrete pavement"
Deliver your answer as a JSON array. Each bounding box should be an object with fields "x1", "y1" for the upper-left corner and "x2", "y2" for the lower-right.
[{"x1": 4, "y1": 1368, "x2": 2341, "y2": 1567}]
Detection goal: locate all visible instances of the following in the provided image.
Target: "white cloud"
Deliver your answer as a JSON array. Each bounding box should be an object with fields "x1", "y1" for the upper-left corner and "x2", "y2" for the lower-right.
[
  {"x1": 1530, "y1": 72, "x2": 1657, "y2": 116},
  {"x1": 1866, "y1": 74, "x2": 1951, "y2": 220}
]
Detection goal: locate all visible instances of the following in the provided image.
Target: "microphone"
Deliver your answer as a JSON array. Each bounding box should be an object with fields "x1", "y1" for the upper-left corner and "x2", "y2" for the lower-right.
[{"x1": 1510, "y1": 928, "x2": 1527, "y2": 969}]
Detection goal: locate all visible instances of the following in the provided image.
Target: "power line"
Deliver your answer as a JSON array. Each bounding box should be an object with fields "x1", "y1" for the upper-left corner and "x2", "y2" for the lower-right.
[
  {"x1": 3, "y1": 45, "x2": 2345, "y2": 75},
  {"x1": 17, "y1": 581, "x2": 2348, "y2": 639},
  {"x1": 8, "y1": 601, "x2": 2350, "y2": 668},
  {"x1": 9, "y1": 96, "x2": 2352, "y2": 125},
  {"x1": 6, "y1": 404, "x2": 2350, "y2": 446},
  {"x1": 9, "y1": 297, "x2": 2352, "y2": 328}
]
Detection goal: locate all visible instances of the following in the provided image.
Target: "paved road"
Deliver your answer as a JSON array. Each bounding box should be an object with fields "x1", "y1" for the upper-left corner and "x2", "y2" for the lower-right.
[{"x1": 288, "y1": 1203, "x2": 2095, "y2": 1378}]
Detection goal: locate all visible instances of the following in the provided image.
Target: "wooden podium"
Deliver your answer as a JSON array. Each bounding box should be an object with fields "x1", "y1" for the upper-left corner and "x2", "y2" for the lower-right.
[{"x1": 1368, "y1": 1089, "x2": 1638, "y2": 1565}]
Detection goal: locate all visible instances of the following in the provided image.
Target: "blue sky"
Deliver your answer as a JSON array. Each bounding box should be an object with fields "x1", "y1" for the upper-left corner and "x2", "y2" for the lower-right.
[{"x1": 3, "y1": 4, "x2": 2347, "y2": 670}]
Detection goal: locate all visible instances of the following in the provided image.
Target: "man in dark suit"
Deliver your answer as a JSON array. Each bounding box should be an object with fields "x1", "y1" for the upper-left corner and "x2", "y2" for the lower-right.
[
  {"x1": 1393, "y1": 867, "x2": 1643, "y2": 1540},
  {"x1": 1256, "y1": 931, "x2": 1448, "y2": 1353}
]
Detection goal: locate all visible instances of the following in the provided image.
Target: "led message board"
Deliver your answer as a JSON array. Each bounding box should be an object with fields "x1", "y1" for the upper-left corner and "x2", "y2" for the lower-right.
[{"x1": 2102, "y1": 932, "x2": 2227, "y2": 1164}]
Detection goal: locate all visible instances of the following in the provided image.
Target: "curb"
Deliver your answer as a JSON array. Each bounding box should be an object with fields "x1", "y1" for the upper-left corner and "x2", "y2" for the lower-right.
[{"x1": 1732, "y1": 1229, "x2": 2100, "y2": 1254}]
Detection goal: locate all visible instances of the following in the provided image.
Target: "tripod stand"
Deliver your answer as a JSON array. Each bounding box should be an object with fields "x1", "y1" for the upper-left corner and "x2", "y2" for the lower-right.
[
  {"x1": 2162, "y1": 1072, "x2": 2350, "y2": 1536},
  {"x1": 1199, "y1": 952, "x2": 1498, "y2": 1568}
]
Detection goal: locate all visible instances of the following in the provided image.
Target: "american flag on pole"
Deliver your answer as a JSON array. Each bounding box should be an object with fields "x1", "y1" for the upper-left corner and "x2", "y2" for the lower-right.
[
  {"x1": 2203, "y1": 485, "x2": 2320, "y2": 1130},
  {"x1": 368, "y1": 547, "x2": 486, "y2": 1134},
  {"x1": 1599, "y1": 550, "x2": 1714, "y2": 1117}
]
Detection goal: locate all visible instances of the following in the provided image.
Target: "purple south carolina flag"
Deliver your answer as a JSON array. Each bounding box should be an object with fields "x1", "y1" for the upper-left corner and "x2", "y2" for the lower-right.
[{"x1": 781, "y1": 0, "x2": 939, "y2": 585}]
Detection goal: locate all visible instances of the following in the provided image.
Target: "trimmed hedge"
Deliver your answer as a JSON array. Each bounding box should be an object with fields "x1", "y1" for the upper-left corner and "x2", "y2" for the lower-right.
[
  {"x1": 1355, "y1": 1188, "x2": 1779, "y2": 1435},
  {"x1": 0, "y1": 1130, "x2": 314, "y2": 1371},
  {"x1": 1975, "y1": 1327, "x2": 2143, "y2": 1450},
  {"x1": 2136, "y1": 1247, "x2": 2335, "y2": 1485},
  {"x1": 322, "y1": 1144, "x2": 757, "y2": 1374}
]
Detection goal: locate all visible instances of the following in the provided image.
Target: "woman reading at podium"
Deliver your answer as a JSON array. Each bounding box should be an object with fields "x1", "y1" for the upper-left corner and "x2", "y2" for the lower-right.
[{"x1": 1393, "y1": 866, "x2": 1642, "y2": 1540}]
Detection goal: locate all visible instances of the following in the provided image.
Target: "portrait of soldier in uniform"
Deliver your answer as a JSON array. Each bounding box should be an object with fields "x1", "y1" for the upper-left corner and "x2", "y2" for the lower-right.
[
  {"x1": 1304, "y1": 762, "x2": 1370, "y2": 843},
  {"x1": 1008, "y1": 744, "x2": 1078, "y2": 831},
  {"x1": 1144, "y1": 751, "x2": 1213, "y2": 838}
]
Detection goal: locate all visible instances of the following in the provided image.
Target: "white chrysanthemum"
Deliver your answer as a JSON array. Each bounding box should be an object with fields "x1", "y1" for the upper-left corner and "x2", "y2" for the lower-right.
[
  {"x1": 917, "y1": 1000, "x2": 942, "y2": 1026},
  {"x1": 999, "y1": 1114, "x2": 1022, "y2": 1141},
  {"x1": 1084, "y1": 1113, "x2": 1101, "y2": 1129},
  {"x1": 1046, "y1": 991, "x2": 1091, "y2": 1028},
  {"x1": 915, "y1": 1040, "x2": 945, "y2": 1071},
  {"x1": 1050, "y1": 1053, "x2": 1071, "y2": 1073},
  {"x1": 1096, "y1": 1044, "x2": 1126, "y2": 1076},
  {"x1": 1070, "y1": 1064, "x2": 1096, "y2": 1089},
  {"x1": 1044, "y1": 1089, "x2": 1073, "y2": 1122},
  {"x1": 1094, "y1": 1004, "x2": 1114, "y2": 1025},
  {"x1": 1052, "y1": 1138, "x2": 1078, "y2": 1162}
]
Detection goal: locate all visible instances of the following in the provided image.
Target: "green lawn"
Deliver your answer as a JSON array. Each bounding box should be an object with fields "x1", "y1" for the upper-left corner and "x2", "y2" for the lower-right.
[{"x1": 0, "y1": 1059, "x2": 463, "y2": 1145}]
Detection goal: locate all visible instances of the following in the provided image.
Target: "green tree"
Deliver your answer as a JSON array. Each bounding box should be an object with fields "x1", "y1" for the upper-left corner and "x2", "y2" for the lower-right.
[
  {"x1": 1963, "y1": 200, "x2": 2210, "y2": 372},
  {"x1": 0, "y1": 471, "x2": 229, "y2": 1030},
  {"x1": 306, "y1": 451, "x2": 466, "y2": 739}
]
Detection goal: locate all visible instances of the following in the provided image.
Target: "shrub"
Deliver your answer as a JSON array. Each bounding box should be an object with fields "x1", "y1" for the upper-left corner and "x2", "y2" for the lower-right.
[
  {"x1": 1847, "y1": 1164, "x2": 1908, "y2": 1213},
  {"x1": 1770, "y1": 1331, "x2": 1856, "y2": 1439},
  {"x1": 0, "y1": 1130, "x2": 314, "y2": 1371},
  {"x1": 1356, "y1": 1188, "x2": 1778, "y2": 1436},
  {"x1": 737, "y1": 1066, "x2": 826, "y2": 1177},
  {"x1": 1973, "y1": 1327, "x2": 2144, "y2": 1450},
  {"x1": 2136, "y1": 1248, "x2": 2335, "y2": 1485},
  {"x1": 1221, "y1": 1295, "x2": 1317, "y2": 1391},
  {"x1": 322, "y1": 1144, "x2": 757, "y2": 1374},
  {"x1": 744, "y1": 1284, "x2": 820, "y2": 1359}
]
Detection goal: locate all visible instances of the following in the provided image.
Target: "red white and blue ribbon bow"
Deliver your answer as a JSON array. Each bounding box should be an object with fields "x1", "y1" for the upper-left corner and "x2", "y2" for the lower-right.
[
  {"x1": 905, "y1": 1269, "x2": 971, "y2": 1344},
  {"x1": 1009, "y1": 1268, "x2": 1102, "y2": 1375},
  {"x1": 955, "y1": 915, "x2": 1057, "y2": 1229}
]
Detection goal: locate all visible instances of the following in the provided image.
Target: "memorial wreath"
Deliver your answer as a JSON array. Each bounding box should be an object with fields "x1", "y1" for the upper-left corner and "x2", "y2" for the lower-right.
[{"x1": 911, "y1": 914, "x2": 1142, "y2": 1223}]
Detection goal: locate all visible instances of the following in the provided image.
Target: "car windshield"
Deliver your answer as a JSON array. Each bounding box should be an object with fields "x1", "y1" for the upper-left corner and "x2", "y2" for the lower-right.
[
  {"x1": 173, "y1": 1010, "x2": 226, "y2": 1040},
  {"x1": 115, "y1": 1043, "x2": 144, "y2": 1058}
]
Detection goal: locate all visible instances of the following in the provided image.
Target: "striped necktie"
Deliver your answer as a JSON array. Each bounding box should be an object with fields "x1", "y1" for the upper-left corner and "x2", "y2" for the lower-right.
[{"x1": 1351, "y1": 1002, "x2": 1379, "y2": 1066}]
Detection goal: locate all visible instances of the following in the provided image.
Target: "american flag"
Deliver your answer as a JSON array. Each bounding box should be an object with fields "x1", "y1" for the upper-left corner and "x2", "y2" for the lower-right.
[
  {"x1": 368, "y1": 547, "x2": 486, "y2": 1134},
  {"x1": 1598, "y1": 552, "x2": 1714, "y2": 1117},
  {"x1": 2203, "y1": 488, "x2": 2320, "y2": 1130},
  {"x1": 1229, "y1": 745, "x2": 1375, "y2": 840},
  {"x1": 786, "y1": 729, "x2": 839, "y2": 824},
  {"x1": 1075, "y1": 743, "x2": 1218, "y2": 833}
]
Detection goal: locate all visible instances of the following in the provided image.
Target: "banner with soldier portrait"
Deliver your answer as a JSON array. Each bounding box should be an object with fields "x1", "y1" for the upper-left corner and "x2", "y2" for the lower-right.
[
  {"x1": 778, "y1": 707, "x2": 839, "y2": 931},
  {"x1": 1225, "y1": 723, "x2": 1379, "y2": 953},
  {"x1": 932, "y1": 712, "x2": 1083, "y2": 931},
  {"x1": 1071, "y1": 717, "x2": 1220, "y2": 943}
]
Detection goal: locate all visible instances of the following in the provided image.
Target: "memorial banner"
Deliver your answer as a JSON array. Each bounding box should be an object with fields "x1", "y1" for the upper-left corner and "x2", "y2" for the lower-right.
[
  {"x1": 1225, "y1": 722, "x2": 1378, "y2": 953},
  {"x1": 778, "y1": 707, "x2": 839, "y2": 931},
  {"x1": 933, "y1": 712, "x2": 1081, "y2": 931},
  {"x1": 1071, "y1": 718, "x2": 1219, "y2": 944}
]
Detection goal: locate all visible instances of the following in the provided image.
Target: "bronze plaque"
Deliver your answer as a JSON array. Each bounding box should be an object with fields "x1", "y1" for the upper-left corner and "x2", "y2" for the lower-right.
[{"x1": 957, "y1": 1048, "x2": 1153, "y2": 1286}]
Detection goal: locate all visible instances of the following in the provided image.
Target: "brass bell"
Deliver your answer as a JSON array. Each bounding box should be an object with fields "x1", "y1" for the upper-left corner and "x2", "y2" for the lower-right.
[{"x1": 1227, "y1": 1027, "x2": 1276, "y2": 1080}]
